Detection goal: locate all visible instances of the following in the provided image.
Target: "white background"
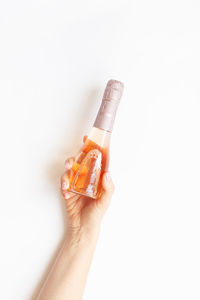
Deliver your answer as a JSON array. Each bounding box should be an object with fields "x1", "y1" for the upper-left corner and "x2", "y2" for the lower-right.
[{"x1": 0, "y1": 0, "x2": 200, "y2": 299}]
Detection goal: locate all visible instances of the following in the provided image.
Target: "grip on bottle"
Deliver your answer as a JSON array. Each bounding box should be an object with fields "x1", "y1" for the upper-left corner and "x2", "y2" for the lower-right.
[{"x1": 71, "y1": 149, "x2": 102, "y2": 198}]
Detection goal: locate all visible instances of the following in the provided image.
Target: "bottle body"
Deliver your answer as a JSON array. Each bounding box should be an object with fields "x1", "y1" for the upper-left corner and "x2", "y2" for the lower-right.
[
  {"x1": 67, "y1": 79, "x2": 124, "y2": 199},
  {"x1": 68, "y1": 127, "x2": 110, "y2": 199}
]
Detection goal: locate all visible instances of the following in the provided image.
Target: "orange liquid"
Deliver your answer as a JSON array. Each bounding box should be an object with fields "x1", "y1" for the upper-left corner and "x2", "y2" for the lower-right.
[{"x1": 69, "y1": 138, "x2": 109, "y2": 199}]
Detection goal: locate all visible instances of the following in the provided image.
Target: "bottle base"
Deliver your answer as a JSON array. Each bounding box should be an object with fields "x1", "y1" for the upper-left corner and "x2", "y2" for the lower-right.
[{"x1": 69, "y1": 187, "x2": 98, "y2": 200}]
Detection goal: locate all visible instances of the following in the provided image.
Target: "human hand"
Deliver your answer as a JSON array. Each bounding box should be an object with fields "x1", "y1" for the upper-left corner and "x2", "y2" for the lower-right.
[{"x1": 60, "y1": 136, "x2": 115, "y2": 240}]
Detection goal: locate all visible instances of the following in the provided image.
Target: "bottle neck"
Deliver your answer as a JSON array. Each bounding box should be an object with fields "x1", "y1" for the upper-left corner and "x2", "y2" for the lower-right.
[
  {"x1": 87, "y1": 127, "x2": 111, "y2": 148},
  {"x1": 93, "y1": 99, "x2": 119, "y2": 133}
]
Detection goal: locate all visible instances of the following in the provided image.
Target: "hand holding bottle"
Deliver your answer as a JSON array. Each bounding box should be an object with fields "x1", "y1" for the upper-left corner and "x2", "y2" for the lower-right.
[
  {"x1": 60, "y1": 135, "x2": 115, "y2": 238},
  {"x1": 60, "y1": 79, "x2": 124, "y2": 238}
]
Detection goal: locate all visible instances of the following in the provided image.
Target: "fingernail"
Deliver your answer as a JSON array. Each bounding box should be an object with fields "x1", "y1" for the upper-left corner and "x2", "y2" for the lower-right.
[
  {"x1": 106, "y1": 172, "x2": 111, "y2": 181},
  {"x1": 62, "y1": 182, "x2": 69, "y2": 190}
]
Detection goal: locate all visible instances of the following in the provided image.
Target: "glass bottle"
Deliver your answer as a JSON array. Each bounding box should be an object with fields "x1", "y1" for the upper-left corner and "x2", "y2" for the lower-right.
[{"x1": 68, "y1": 79, "x2": 124, "y2": 199}]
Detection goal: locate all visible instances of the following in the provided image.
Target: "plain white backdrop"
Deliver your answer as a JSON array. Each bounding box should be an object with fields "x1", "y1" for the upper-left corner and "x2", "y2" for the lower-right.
[{"x1": 0, "y1": 0, "x2": 200, "y2": 299}]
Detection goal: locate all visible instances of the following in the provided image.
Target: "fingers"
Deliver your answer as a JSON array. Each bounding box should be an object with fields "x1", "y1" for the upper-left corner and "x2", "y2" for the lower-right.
[
  {"x1": 98, "y1": 172, "x2": 115, "y2": 211},
  {"x1": 83, "y1": 135, "x2": 88, "y2": 143},
  {"x1": 61, "y1": 134, "x2": 87, "y2": 199},
  {"x1": 60, "y1": 173, "x2": 72, "y2": 199},
  {"x1": 64, "y1": 156, "x2": 74, "y2": 170},
  {"x1": 61, "y1": 156, "x2": 75, "y2": 200},
  {"x1": 61, "y1": 172, "x2": 69, "y2": 196}
]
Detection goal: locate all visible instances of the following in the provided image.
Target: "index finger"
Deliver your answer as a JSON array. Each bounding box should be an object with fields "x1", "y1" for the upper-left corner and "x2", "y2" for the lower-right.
[{"x1": 64, "y1": 157, "x2": 75, "y2": 171}]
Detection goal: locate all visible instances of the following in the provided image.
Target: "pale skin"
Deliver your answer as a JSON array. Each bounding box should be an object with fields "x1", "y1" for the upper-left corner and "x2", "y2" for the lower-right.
[{"x1": 37, "y1": 136, "x2": 115, "y2": 300}]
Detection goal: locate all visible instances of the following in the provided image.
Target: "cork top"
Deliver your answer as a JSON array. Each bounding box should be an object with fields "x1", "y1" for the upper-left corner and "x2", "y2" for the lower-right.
[
  {"x1": 103, "y1": 79, "x2": 124, "y2": 103},
  {"x1": 93, "y1": 79, "x2": 124, "y2": 132}
]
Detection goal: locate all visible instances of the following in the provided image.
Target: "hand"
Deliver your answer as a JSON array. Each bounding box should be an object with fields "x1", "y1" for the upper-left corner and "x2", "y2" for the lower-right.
[{"x1": 60, "y1": 136, "x2": 115, "y2": 239}]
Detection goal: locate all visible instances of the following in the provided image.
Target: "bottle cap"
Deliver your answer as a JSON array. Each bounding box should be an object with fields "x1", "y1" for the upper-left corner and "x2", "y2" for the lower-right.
[
  {"x1": 103, "y1": 79, "x2": 124, "y2": 103},
  {"x1": 93, "y1": 79, "x2": 124, "y2": 132}
]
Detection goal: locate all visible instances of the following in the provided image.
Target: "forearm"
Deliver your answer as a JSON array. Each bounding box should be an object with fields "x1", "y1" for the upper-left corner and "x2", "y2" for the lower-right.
[{"x1": 37, "y1": 227, "x2": 100, "y2": 300}]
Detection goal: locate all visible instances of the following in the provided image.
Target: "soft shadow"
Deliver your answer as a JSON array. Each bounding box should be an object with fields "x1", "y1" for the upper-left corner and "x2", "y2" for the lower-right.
[{"x1": 31, "y1": 87, "x2": 99, "y2": 299}]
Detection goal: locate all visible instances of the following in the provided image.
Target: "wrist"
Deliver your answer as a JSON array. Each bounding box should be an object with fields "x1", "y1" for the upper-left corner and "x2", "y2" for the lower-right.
[{"x1": 66, "y1": 225, "x2": 100, "y2": 249}]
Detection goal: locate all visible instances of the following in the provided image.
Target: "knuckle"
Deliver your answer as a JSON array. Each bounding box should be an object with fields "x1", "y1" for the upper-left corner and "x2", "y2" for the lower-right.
[
  {"x1": 64, "y1": 158, "x2": 70, "y2": 165},
  {"x1": 60, "y1": 173, "x2": 66, "y2": 183},
  {"x1": 65, "y1": 157, "x2": 74, "y2": 168}
]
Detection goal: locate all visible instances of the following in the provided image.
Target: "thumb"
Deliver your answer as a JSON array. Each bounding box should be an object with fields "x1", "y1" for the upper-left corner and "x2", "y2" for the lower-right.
[{"x1": 97, "y1": 172, "x2": 115, "y2": 212}]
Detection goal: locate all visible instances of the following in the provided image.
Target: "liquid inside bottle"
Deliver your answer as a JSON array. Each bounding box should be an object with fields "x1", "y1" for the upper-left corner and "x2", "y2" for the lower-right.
[{"x1": 69, "y1": 127, "x2": 110, "y2": 199}]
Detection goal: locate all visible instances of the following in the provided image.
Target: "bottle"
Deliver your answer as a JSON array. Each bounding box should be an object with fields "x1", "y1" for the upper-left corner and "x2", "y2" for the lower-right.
[{"x1": 68, "y1": 79, "x2": 124, "y2": 199}]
